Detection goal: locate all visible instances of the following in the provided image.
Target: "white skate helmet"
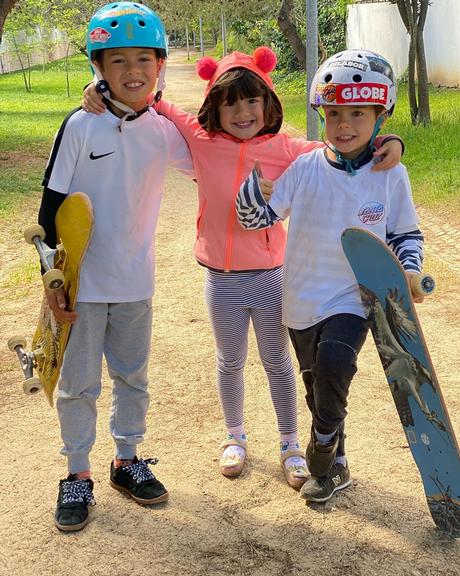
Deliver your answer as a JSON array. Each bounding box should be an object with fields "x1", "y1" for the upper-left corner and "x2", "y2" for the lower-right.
[{"x1": 310, "y1": 49, "x2": 397, "y2": 115}]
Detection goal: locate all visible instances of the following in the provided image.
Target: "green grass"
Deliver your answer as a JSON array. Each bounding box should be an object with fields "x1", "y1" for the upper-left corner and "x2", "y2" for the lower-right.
[
  {"x1": 1, "y1": 55, "x2": 459, "y2": 216},
  {"x1": 0, "y1": 55, "x2": 92, "y2": 215},
  {"x1": 277, "y1": 80, "x2": 460, "y2": 208}
]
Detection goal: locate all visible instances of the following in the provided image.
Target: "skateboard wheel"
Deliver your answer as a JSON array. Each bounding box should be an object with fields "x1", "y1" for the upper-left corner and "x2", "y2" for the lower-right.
[
  {"x1": 24, "y1": 224, "x2": 46, "y2": 244},
  {"x1": 42, "y1": 269, "x2": 65, "y2": 290},
  {"x1": 410, "y1": 274, "x2": 436, "y2": 297},
  {"x1": 23, "y1": 377, "x2": 42, "y2": 395},
  {"x1": 7, "y1": 335, "x2": 27, "y2": 352}
]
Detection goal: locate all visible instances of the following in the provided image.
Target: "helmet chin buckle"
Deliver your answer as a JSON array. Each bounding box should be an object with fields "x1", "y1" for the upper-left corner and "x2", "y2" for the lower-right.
[{"x1": 96, "y1": 80, "x2": 109, "y2": 94}]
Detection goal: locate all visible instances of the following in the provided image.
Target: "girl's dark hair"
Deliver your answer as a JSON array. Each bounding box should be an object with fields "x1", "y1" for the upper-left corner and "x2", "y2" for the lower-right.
[{"x1": 197, "y1": 68, "x2": 283, "y2": 135}]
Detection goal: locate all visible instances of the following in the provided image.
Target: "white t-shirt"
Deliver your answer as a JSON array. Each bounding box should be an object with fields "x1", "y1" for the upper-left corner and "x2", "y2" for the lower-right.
[
  {"x1": 43, "y1": 107, "x2": 194, "y2": 302},
  {"x1": 269, "y1": 149, "x2": 419, "y2": 329}
]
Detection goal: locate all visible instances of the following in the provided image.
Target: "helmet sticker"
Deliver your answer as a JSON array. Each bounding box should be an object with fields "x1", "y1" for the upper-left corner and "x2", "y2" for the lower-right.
[
  {"x1": 105, "y1": 8, "x2": 145, "y2": 17},
  {"x1": 89, "y1": 28, "x2": 111, "y2": 44},
  {"x1": 328, "y1": 60, "x2": 368, "y2": 72},
  {"x1": 336, "y1": 83, "x2": 388, "y2": 105},
  {"x1": 367, "y1": 55, "x2": 395, "y2": 82},
  {"x1": 316, "y1": 83, "x2": 337, "y2": 103}
]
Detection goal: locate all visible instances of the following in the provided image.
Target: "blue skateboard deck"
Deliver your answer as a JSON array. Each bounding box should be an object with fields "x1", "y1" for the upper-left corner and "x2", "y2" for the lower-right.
[{"x1": 341, "y1": 227, "x2": 460, "y2": 538}]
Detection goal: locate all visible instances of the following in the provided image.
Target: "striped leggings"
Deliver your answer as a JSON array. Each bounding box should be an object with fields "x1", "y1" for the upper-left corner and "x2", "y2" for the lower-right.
[{"x1": 205, "y1": 267, "x2": 298, "y2": 435}]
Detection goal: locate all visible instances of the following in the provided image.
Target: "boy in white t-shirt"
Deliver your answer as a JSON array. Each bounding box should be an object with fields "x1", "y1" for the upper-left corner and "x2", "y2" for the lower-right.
[
  {"x1": 236, "y1": 50, "x2": 424, "y2": 503},
  {"x1": 38, "y1": 3, "x2": 193, "y2": 531}
]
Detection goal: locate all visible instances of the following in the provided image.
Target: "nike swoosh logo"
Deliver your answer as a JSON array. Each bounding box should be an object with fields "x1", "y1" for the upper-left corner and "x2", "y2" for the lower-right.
[{"x1": 90, "y1": 151, "x2": 115, "y2": 160}]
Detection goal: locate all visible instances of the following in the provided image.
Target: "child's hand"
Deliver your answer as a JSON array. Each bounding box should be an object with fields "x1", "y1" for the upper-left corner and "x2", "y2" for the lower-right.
[
  {"x1": 45, "y1": 288, "x2": 78, "y2": 323},
  {"x1": 82, "y1": 83, "x2": 106, "y2": 115},
  {"x1": 372, "y1": 139, "x2": 403, "y2": 172},
  {"x1": 405, "y1": 272, "x2": 425, "y2": 304},
  {"x1": 254, "y1": 160, "x2": 273, "y2": 202}
]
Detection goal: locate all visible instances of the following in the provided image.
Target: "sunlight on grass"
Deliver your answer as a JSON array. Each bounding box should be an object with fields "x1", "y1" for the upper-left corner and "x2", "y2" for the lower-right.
[{"x1": 0, "y1": 56, "x2": 91, "y2": 215}]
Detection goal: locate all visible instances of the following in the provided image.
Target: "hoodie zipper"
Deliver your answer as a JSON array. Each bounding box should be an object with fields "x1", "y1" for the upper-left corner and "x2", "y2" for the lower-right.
[{"x1": 224, "y1": 141, "x2": 247, "y2": 271}]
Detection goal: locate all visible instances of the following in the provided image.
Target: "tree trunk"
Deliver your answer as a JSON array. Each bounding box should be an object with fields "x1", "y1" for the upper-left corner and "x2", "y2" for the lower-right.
[
  {"x1": 415, "y1": 1, "x2": 431, "y2": 125},
  {"x1": 415, "y1": 29, "x2": 431, "y2": 125},
  {"x1": 12, "y1": 34, "x2": 30, "y2": 92},
  {"x1": 0, "y1": 0, "x2": 20, "y2": 43},
  {"x1": 277, "y1": 0, "x2": 306, "y2": 69},
  {"x1": 393, "y1": 0, "x2": 431, "y2": 125},
  {"x1": 407, "y1": 29, "x2": 418, "y2": 124}
]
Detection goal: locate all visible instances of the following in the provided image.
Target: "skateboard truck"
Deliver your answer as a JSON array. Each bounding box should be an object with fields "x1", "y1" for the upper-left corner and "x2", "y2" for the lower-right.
[
  {"x1": 23, "y1": 225, "x2": 65, "y2": 291},
  {"x1": 7, "y1": 336, "x2": 42, "y2": 395}
]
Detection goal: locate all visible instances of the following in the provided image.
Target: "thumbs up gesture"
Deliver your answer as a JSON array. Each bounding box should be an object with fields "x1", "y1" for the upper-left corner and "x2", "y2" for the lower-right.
[{"x1": 253, "y1": 160, "x2": 273, "y2": 203}]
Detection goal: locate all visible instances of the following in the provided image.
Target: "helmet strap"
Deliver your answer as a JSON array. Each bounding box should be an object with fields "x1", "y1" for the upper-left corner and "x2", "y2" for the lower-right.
[
  {"x1": 91, "y1": 65, "x2": 136, "y2": 116},
  {"x1": 154, "y1": 61, "x2": 167, "y2": 102},
  {"x1": 369, "y1": 113, "x2": 386, "y2": 147}
]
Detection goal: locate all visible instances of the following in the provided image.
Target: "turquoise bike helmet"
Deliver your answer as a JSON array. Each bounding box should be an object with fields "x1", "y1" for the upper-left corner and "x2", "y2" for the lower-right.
[{"x1": 87, "y1": 2, "x2": 168, "y2": 62}]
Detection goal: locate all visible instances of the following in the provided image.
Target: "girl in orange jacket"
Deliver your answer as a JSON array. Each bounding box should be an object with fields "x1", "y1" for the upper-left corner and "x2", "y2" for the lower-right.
[{"x1": 83, "y1": 47, "x2": 403, "y2": 490}]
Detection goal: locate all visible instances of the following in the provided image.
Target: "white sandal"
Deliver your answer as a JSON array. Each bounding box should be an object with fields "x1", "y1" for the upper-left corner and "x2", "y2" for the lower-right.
[
  {"x1": 219, "y1": 437, "x2": 247, "y2": 478},
  {"x1": 280, "y1": 448, "x2": 309, "y2": 489}
]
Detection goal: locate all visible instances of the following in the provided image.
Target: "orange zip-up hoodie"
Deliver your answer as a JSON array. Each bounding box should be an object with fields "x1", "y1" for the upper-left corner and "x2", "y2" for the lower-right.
[{"x1": 157, "y1": 99, "x2": 322, "y2": 272}]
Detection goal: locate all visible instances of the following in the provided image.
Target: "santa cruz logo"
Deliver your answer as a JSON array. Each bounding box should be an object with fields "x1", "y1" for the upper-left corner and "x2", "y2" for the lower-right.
[
  {"x1": 358, "y1": 202, "x2": 385, "y2": 225},
  {"x1": 336, "y1": 83, "x2": 388, "y2": 105},
  {"x1": 89, "y1": 27, "x2": 111, "y2": 44}
]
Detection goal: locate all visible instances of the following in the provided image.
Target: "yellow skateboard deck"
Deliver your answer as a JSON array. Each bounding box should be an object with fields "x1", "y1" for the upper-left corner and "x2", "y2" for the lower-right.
[{"x1": 8, "y1": 192, "x2": 93, "y2": 406}]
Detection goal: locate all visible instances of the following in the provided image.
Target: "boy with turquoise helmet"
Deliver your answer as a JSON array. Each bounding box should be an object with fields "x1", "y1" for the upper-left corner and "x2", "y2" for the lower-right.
[
  {"x1": 38, "y1": 2, "x2": 194, "y2": 531},
  {"x1": 86, "y1": 1, "x2": 168, "y2": 58},
  {"x1": 87, "y1": 1, "x2": 168, "y2": 115}
]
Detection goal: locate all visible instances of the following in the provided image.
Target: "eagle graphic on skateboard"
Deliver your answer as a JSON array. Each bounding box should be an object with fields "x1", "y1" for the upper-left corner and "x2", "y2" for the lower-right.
[
  {"x1": 8, "y1": 192, "x2": 93, "y2": 406},
  {"x1": 341, "y1": 227, "x2": 460, "y2": 538}
]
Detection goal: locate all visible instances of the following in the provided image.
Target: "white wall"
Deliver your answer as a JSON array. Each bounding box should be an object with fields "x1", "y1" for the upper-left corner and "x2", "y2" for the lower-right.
[
  {"x1": 425, "y1": 0, "x2": 460, "y2": 86},
  {"x1": 347, "y1": 0, "x2": 460, "y2": 87},
  {"x1": 0, "y1": 28, "x2": 72, "y2": 74}
]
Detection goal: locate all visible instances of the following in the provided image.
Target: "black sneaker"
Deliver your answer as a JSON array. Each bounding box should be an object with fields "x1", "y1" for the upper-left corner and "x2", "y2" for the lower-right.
[
  {"x1": 300, "y1": 462, "x2": 351, "y2": 503},
  {"x1": 305, "y1": 429, "x2": 339, "y2": 477},
  {"x1": 110, "y1": 456, "x2": 169, "y2": 505},
  {"x1": 55, "y1": 474, "x2": 95, "y2": 532}
]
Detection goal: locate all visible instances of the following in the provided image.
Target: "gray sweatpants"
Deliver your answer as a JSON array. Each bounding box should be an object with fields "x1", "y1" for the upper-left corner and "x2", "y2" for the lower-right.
[{"x1": 56, "y1": 300, "x2": 153, "y2": 473}]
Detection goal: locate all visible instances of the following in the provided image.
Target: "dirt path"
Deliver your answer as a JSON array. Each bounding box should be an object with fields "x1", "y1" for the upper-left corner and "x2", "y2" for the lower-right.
[{"x1": 1, "y1": 49, "x2": 459, "y2": 576}]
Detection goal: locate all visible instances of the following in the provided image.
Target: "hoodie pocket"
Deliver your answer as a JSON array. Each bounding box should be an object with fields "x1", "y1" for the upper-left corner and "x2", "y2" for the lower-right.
[{"x1": 196, "y1": 200, "x2": 207, "y2": 239}]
